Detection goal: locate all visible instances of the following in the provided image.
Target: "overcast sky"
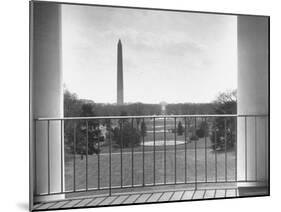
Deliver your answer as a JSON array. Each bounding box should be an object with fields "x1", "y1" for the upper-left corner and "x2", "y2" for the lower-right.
[{"x1": 62, "y1": 5, "x2": 237, "y2": 104}]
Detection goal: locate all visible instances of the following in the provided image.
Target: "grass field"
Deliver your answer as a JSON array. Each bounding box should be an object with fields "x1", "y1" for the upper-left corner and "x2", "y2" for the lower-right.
[
  {"x1": 65, "y1": 118, "x2": 236, "y2": 192},
  {"x1": 65, "y1": 143, "x2": 236, "y2": 191}
]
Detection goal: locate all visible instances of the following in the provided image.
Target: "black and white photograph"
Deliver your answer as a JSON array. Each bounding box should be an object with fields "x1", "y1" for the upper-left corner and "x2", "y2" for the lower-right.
[{"x1": 29, "y1": 0, "x2": 269, "y2": 211}]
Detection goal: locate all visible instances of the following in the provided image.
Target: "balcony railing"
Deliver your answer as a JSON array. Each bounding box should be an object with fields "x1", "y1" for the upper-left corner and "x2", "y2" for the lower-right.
[{"x1": 33, "y1": 114, "x2": 268, "y2": 200}]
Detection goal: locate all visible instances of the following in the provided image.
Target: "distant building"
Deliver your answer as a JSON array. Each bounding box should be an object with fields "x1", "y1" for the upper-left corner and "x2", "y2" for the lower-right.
[
  {"x1": 99, "y1": 124, "x2": 107, "y2": 138},
  {"x1": 160, "y1": 101, "x2": 167, "y2": 115}
]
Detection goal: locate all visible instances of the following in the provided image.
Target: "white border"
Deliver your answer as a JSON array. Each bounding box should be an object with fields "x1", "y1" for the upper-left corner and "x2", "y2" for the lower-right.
[{"x1": 0, "y1": 0, "x2": 279, "y2": 212}]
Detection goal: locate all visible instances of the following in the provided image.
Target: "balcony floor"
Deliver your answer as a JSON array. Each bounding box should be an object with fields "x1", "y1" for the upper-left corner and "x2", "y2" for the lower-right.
[{"x1": 32, "y1": 185, "x2": 268, "y2": 211}]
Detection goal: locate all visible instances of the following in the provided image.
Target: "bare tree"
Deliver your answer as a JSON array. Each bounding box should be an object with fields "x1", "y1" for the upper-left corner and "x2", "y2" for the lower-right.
[{"x1": 211, "y1": 89, "x2": 237, "y2": 151}]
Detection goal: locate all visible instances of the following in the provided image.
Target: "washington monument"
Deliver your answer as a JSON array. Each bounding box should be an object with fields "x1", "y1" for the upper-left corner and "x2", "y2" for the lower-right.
[{"x1": 117, "y1": 39, "x2": 124, "y2": 105}]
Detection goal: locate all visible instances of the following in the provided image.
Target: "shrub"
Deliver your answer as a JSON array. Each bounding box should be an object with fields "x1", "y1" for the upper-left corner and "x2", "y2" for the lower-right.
[
  {"x1": 210, "y1": 120, "x2": 235, "y2": 151},
  {"x1": 140, "y1": 121, "x2": 147, "y2": 137},
  {"x1": 196, "y1": 128, "x2": 205, "y2": 138},
  {"x1": 190, "y1": 135, "x2": 199, "y2": 141},
  {"x1": 177, "y1": 121, "x2": 184, "y2": 136},
  {"x1": 196, "y1": 121, "x2": 209, "y2": 138},
  {"x1": 113, "y1": 120, "x2": 141, "y2": 148}
]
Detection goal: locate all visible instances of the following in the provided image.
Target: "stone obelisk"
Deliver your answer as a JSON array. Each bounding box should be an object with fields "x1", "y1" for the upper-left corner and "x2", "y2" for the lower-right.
[{"x1": 117, "y1": 39, "x2": 124, "y2": 105}]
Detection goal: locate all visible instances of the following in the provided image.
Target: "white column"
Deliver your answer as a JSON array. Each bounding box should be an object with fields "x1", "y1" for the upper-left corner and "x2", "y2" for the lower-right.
[
  {"x1": 30, "y1": 2, "x2": 64, "y2": 203},
  {"x1": 237, "y1": 16, "x2": 269, "y2": 187}
]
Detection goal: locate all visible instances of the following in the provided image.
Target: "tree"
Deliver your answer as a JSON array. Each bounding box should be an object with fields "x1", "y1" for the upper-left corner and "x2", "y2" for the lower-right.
[
  {"x1": 140, "y1": 121, "x2": 147, "y2": 137},
  {"x1": 64, "y1": 89, "x2": 81, "y2": 156},
  {"x1": 113, "y1": 120, "x2": 141, "y2": 148},
  {"x1": 211, "y1": 90, "x2": 237, "y2": 151},
  {"x1": 213, "y1": 90, "x2": 237, "y2": 114},
  {"x1": 79, "y1": 103, "x2": 101, "y2": 156},
  {"x1": 64, "y1": 89, "x2": 82, "y2": 117},
  {"x1": 177, "y1": 121, "x2": 184, "y2": 136},
  {"x1": 64, "y1": 89, "x2": 101, "y2": 158},
  {"x1": 196, "y1": 120, "x2": 209, "y2": 138}
]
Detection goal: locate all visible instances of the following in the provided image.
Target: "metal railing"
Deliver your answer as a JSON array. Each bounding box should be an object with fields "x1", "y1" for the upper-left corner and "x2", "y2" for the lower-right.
[{"x1": 33, "y1": 114, "x2": 268, "y2": 199}]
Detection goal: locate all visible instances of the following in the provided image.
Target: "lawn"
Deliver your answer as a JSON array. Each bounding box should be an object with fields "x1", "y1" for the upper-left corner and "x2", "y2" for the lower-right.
[{"x1": 64, "y1": 117, "x2": 236, "y2": 192}]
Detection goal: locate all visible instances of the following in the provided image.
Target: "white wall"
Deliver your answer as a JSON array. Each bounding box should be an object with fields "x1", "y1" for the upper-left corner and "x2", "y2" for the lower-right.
[
  {"x1": 30, "y1": 1, "x2": 64, "y2": 203},
  {"x1": 237, "y1": 16, "x2": 269, "y2": 184}
]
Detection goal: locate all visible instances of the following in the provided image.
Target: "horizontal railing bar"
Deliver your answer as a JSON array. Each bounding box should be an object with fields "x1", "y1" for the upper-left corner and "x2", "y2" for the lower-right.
[{"x1": 35, "y1": 114, "x2": 268, "y2": 121}]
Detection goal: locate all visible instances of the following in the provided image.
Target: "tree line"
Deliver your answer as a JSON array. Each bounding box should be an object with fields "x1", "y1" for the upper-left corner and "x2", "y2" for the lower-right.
[
  {"x1": 64, "y1": 89, "x2": 233, "y2": 117},
  {"x1": 63, "y1": 88, "x2": 237, "y2": 155}
]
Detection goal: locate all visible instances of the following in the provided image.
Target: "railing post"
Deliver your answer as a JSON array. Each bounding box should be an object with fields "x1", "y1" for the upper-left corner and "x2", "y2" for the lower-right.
[
  {"x1": 188, "y1": 118, "x2": 190, "y2": 183},
  {"x1": 215, "y1": 124, "x2": 217, "y2": 183},
  {"x1": 184, "y1": 117, "x2": 187, "y2": 183},
  {"x1": 34, "y1": 121, "x2": 37, "y2": 195},
  {"x1": 163, "y1": 117, "x2": 167, "y2": 184},
  {"x1": 255, "y1": 116, "x2": 258, "y2": 181},
  {"x1": 47, "y1": 120, "x2": 50, "y2": 194},
  {"x1": 174, "y1": 117, "x2": 177, "y2": 184},
  {"x1": 109, "y1": 119, "x2": 112, "y2": 196},
  {"x1": 97, "y1": 123, "x2": 100, "y2": 190},
  {"x1": 131, "y1": 118, "x2": 134, "y2": 187},
  {"x1": 86, "y1": 120, "x2": 88, "y2": 191},
  {"x1": 61, "y1": 120, "x2": 64, "y2": 193},
  {"x1": 204, "y1": 117, "x2": 207, "y2": 183},
  {"x1": 153, "y1": 117, "x2": 156, "y2": 185},
  {"x1": 264, "y1": 117, "x2": 267, "y2": 182},
  {"x1": 142, "y1": 118, "x2": 145, "y2": 186},
  {"x1": 245, "y1": 116, "x2": 248, "y2": 181},
  {"x1": 73, "y1": 122, "x2": 76, "y2": 192},
  {"x1": 235, "y1": 117, "x2": 237, "y2": 182},
  {"x1": 194, "y1": 117, "x2": 197, "y2": 190},
  {"x1": 164, "y1": 117, "x2": 167, "y2": 184},
  {"x1": 120, "y1": 119, "x2": 123, "y2": 188},
  {"x1": 224, "y1": 118, "x2": 227, "y2": 182}
]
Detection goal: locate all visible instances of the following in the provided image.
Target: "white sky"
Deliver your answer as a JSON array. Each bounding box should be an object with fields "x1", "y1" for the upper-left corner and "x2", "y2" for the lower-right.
[{"x1": 62, "y1": 5, "x2": 237, "y2": 104}]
